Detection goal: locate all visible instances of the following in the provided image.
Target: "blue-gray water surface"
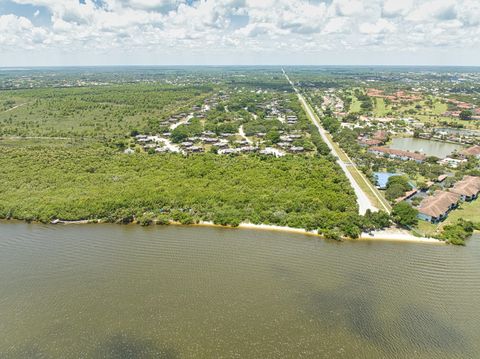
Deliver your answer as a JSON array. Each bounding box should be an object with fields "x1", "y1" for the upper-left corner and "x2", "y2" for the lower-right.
[
  {"x1": 388, "y1": 138, "x2": 463, "y2": 158},
  {"x1": 0, "y1": 222, "x2": 479, "y2": 358}
]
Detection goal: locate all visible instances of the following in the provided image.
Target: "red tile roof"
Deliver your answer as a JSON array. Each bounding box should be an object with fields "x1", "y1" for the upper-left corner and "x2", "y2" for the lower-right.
[
  {"x1": 461, "y1": 145, "x2": 480, "y2": 157},
  {"x1": 418, "y1": 191, "x2": 460, "y2": 218},
  {"x1": 450, "y1": 176, "x2": 480, "y2": 198},
  {"x1": 369, "y1": 147, "x2": 426, "y2": 161}
]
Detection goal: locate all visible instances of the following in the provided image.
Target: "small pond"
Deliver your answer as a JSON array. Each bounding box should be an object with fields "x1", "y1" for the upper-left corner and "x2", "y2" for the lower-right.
[{"x1": 389, "y1": 137, "x2": 463, "y2": 158}]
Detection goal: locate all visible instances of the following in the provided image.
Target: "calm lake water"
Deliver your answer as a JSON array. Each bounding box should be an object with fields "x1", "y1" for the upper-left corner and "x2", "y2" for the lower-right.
[
  {"x1": 389, "y1": 137, "x2": 463, "y2": 158},
  {"x1": 1, "y1": 222, "x2": 479, "y2": 358}
]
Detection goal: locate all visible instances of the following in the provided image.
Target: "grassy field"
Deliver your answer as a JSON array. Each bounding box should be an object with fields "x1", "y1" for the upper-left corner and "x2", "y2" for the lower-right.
[
  {"x1": 373, "y1": 98, "x2": 389, "y2": 117},
  {"x1": 349, "y1": 96, "x2": 361, "y2": 113},
  {"x1": 0, "y1": 84, "x2": 211, "y2": 138},
  {"x1": 432, "y1": 101, "x2": 448, "y2": 115},
  {"x1": 325, "y1": 132, "x2": 350, "y2": 162},
  {"x1": 440, "y1": 200, "x2": 480, "y2": 228},
  {"x1": 415, "y1": 220, "x2": 439, "y2": 237}
]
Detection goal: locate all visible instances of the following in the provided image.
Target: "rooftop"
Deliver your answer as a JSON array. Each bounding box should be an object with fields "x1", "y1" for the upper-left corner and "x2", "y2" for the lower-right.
[
  {"x1": 450, "y1": 176, "x2": 480, "y2": 198},
  {"x1": 418, "y1": 191, "x2": 460, "y2": 218},
  {"x1": 369, "y1": 147, "x2": 426, "y2": 161},
  {"x1": 461, "y1": 145, "x2": 480, "y2": 157}
]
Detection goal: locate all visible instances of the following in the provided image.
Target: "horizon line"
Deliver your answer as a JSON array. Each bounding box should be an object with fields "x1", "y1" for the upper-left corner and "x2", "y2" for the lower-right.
[{"x1": 2, "y1": 64, "x2": 480, "y2": 69}]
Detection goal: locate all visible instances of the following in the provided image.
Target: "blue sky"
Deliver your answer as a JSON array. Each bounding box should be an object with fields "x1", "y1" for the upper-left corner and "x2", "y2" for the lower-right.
[{"x1": 1, "y1": 0, "x2": 479, "y2": 67}]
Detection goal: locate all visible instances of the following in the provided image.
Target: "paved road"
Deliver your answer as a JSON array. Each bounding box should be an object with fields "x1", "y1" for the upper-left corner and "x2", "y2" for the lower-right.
[{"x1": 283, "y1": 69, "x2": 379, "y2": 215}]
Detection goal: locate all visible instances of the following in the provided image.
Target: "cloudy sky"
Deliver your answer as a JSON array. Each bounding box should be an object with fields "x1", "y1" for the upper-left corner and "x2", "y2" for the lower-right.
[{"x1": 1, "y1": 0, "x2": 479, "y2": 66}]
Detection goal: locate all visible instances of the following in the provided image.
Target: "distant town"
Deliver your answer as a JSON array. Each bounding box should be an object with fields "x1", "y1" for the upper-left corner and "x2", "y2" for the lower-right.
[{"x1": 1, "y1": 66, "x2": 479, "y2": 244}]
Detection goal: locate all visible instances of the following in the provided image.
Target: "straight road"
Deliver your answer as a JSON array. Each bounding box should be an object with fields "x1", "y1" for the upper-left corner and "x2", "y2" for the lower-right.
[{"x1": 283, "y1": 68, "x2": 389, "y2": 214}]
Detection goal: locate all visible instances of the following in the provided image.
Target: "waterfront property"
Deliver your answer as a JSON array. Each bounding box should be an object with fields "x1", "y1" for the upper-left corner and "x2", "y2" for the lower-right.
[
  {"x1": 372, "y1": 130, "x2": 388, "y2": 143},
  {"x1": 438, "y1": 157, "x2": 467, "y2": 168},
  {"x1": 359, "y1": 138, "x2": 383, "y2": 147},
  {"x1": 368, "y1": 146, "x2": 426, "y2": 163},
  {"x1": 450, "y1": 176, "x2": 480, "y2": 201},
  {"x1": 416, "y1": 176, "x2": 480, "y2": 223},
  {"x1": 417, "y1": 190, "x2": 460, "y2": 223},
  {"x1": 460, "y1": 145, "x2": 480, "y2": 159},
  {"x1": 388, "y1": 137, "x2": 464, "y2": 159}
]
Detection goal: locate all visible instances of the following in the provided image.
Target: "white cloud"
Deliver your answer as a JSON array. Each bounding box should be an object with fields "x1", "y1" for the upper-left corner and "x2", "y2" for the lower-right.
[
  {"x1": 334, "y1": 0, "x2": 364, "y2": 16},
  {"x1": 323, "y1": 17, "x2": 349, "y2": 34},
  {"x1": 359, "y1": 19, "x2": 395, "y2": 34},
  {"x1": 382, "y1": 0, "x2": 413, "y2": 17},
  {"x1": 1, "y1": 0, "x2": 480, "y2": 65},
  {"x1": 407, "y1": 0, "x2": 457, "y2": 22},
  {"x1": 0, "y1": 14, "x2": 48, "y2": 48}
]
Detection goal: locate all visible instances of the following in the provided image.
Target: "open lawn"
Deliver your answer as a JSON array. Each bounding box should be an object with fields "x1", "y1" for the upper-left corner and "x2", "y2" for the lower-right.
[
  {"x1": 373, "y1": 98, "x2": 389, "y2": 117},
  {"x1": 440, "y1": 199, "x2": 480, "y2": 228},
  {"x1": 349, "y1": 96, "x2": 361, "y2": 113},
  {"x1": 415, "y1": 219, "x2": 440, "y2": 237},
  {"x1": 432, "y1": 101, "x2": 448, "y2": 115}
]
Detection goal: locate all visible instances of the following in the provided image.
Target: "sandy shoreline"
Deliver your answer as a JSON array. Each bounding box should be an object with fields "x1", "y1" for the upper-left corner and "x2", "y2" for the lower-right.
[
  {"x1": 191, "y1": 221, "x2": 443, "y2": 244},
  {"x1": 4, "y1": 218, "x2": 443, "y2": 244}
]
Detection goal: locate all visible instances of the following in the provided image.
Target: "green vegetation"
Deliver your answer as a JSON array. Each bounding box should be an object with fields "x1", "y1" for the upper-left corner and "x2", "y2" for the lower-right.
[
  {"x1": 442, "y1": 198, "x2": 480, "y2": 225},
  {"x1": 392, "y1": 202, "x2": 418, "y2": 227},
  {"x1": 4, "y1": 67, "x2": 477, "y2": 242},
  {"x1": 0, "y1": 84, "x2": 211, "y2": 138},
  {"x1": 459, "y1": 110, "x2": 473, "y2": 121},
  {"x1": 373, "y1": 98, "x2": 388, "y2": 117},
  {"x1": 170, "y1": 119, "x2": 204, "y2": 143},
  {"x1": 385, "y1": 176, "x2": 411, "y2": 201},
  {"x1": 415, "y1": 199, "x2": 480, "y2": 243},
  {"x1": 0, "y1": 140, "x2": 365, "y2": 234},
  {"x1": 439, "y1": 219, "x2": 479, "y2": 246}
]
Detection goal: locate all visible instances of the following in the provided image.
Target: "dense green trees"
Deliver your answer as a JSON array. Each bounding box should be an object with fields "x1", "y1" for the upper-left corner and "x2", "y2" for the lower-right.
[
  {"x1": 0, "y1": 142, "x2": 351, "y2": 226},
  {"x1": 392, "y1": 202, "x2": 418, "y2": 227},
  {"x1": 171, "y1": 119, "x2": 204, "y2": 143},
  {"x1": 439, "y1": 219, "x2": 479, "y2": 245},
  {"x1": 265, "y1": 129, "x2": 281, "y2": 144},
  {"x1": 385, "y1": 176, "x2": 411, "y2": 201},
  {"x1": 0, "y1": 141, "x2": 395, "y2": 238},
  {"x1": 459, "y1": 110, "x2": 473, "y2": 121}
]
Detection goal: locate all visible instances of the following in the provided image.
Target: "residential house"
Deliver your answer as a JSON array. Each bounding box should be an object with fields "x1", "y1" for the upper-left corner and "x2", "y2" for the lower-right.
[
  {"x1": 417, "y1": 191, "x2": 460, "y2": 223},
  {"x1": 460, "y1": 145, "x2": 480, "y2": 159},
  {"x1": 359, "y1": 138, "x2": 383, "y2": 147},
  {"x1": 438, "y1": 157, "x2": 467, "y2": 168},
  {"x1": 395, "y1": 189, "x2": 418, "y2": 204},
  {"x1": 368, "y1": 147, "x2": 426, "y2": 163},
  {"x1": 289, "y1": 146, "x2": 305, "y2": 153},
  {"x1": 450, "y1": 176, "x2": 480, "y2": 201},
  {"x1": 372, "y1": 130, "x2": 388, "y2": 143},
  {"x1": 187, "y1": 146, "x2": 204, "y2": 153},
  {"x1": 437, "y1": 174, "x2": 448, "y2": 183}
]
